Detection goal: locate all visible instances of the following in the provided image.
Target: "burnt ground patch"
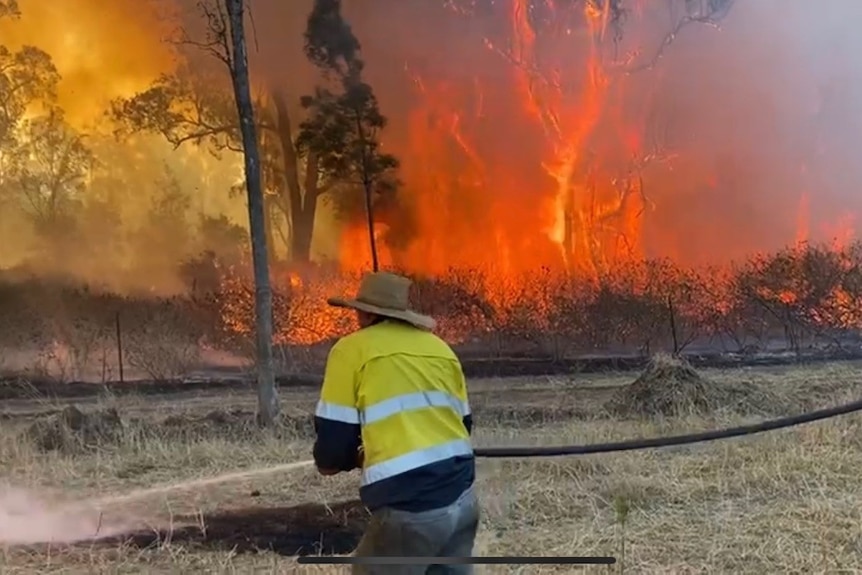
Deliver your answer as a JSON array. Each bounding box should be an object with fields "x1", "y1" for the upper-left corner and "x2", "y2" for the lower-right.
[
  {"x1": 101, "y1": 500, "x2": 368, "y2": 557},
  {"x1": 3, "y1": 347, "x2": 862, "y2": 401}
]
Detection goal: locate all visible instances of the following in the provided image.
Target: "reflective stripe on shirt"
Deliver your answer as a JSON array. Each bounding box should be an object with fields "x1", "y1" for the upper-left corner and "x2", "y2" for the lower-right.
[
  {"x1": 315, "y1": 400, "x2": 360, "y2": 424},
  {"x1": 361, "y1": 390, "x2": 470, "y2": 425},
  {"x1": 316, "y1": 391, "x2": 468, "y2": 426},
  {"x1": 361, "y1": 438, "x2": 474, "y2": 485}
]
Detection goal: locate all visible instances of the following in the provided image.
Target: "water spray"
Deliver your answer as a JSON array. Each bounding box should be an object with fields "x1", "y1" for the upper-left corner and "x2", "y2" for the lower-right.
[{"x1": 0, "y1": 459, "x2": 315, "y2": 546}]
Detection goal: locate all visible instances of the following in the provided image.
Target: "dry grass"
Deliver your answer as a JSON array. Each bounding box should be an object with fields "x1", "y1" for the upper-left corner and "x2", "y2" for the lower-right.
[{"x1": 2, "y1": 360, "x2": 862, "y2": 573}]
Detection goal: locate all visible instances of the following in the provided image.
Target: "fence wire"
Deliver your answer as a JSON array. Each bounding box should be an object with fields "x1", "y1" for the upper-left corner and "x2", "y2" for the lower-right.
[{"x1": 473, "y1": 396, "x2": 862, "y2": 458}]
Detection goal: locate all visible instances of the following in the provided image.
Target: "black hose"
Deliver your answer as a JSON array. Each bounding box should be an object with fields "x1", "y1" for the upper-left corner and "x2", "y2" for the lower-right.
[{"x1": 473, "y1": 396, "x2": 862, "y2": 458}]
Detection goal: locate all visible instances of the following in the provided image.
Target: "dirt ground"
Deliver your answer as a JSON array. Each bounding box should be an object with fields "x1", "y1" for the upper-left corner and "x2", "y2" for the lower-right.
[{"x1": 2, "y1": 360, "x2": 862, "y2": 574}]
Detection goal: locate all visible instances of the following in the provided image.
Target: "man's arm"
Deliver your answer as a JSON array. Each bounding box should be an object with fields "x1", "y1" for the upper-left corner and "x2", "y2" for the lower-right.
[
  {"x1": 453, "y1": 359, "x2": 473, "y2": 435},
  {"x1": 313, "y1": 343, "x2": 362, "y2": 474}
]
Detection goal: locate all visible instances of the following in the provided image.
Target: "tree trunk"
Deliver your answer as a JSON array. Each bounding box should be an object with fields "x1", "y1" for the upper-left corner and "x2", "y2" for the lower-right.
[
  {"x1": 224, "y1": 0, "x2": 280, "y2": 426},
  {"x1": 272, "y1": 91, "x2": 318, "y2": 263},
  {"x1": 291, "y1": 200, "x2": 315, "y2": 263},
  {"x1": 355, "y1": 111, "x2": 379, "y2": 271},
  {"x1": 257, "y1": 126, "x2": 281, "y2": 266},
  {"x1": 293, "y1": 151, "x2": 321, "y2": 262},
  {"x1": 263, "y1": 194, "x2": 280, "y2": 267}
]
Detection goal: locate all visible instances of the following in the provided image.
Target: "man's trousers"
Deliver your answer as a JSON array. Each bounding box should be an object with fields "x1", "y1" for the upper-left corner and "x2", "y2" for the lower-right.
[{"x1": 352, "y1": 484, "x2": 480, "y2": 575}]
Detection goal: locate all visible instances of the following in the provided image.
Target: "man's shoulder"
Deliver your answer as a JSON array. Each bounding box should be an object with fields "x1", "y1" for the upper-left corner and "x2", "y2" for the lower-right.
[
  {"x1": 356, "y1": 322, "x2": 460, "y2": 360},
  {"x1": 330, "y1": 322, "x2": 462, "y2": 365},
  {"x1": 327, "y1": 325, "x2": 396, "y2": 361},
  {"x1": 394, "y1": 325, "x2": 459, "y2": 359},
  {"x1": 328, "y1": 331, "x2": 365, "y2": 359}
]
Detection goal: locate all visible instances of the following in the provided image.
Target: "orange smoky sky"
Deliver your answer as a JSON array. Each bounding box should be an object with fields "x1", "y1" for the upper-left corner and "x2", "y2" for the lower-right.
[{"x1": 0, "y1": 0, "x2": 177, "y2": 127}]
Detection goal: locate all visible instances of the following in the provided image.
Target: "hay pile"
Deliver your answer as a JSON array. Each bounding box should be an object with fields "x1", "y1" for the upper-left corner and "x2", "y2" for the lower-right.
[{"x1": 605, "y1": 353, "x2": 782, "y2": 417}]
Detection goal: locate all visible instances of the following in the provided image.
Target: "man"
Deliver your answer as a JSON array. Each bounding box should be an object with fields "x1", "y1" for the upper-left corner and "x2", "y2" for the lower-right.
[{"x1": 312, "y1": 271, "x2": 479, "y2": 575}]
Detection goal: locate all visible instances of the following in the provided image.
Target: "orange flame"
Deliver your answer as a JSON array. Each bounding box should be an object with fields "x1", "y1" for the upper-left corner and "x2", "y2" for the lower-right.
[{"x1": 338, "y1": 0, "x2": 648, "y2": 288}]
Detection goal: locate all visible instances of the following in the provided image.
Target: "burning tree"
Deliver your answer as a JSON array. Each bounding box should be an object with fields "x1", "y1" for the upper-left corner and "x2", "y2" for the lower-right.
[
  {"x1": 126, "y1": 0, "x2": 279, "y2": 425},
  {"x1": 110, "y1": 66, "x2": 319, "y2": 262},
  {"x1": 297, "y1": 0, "x2": 400, "y2": 272},
  {"x1": 14, "y1": 110, "x2": 91, "y2": 222},
  {"x1": 11, "y1": 109, "x2": 93, "y2": 261},
  {"x1": 494, "y1": 0, "x2": 734, "y2": 277},
  {"x1": 112, "y1": 67, "x2": 337, "y2": 266},
  {"x1": 0, "y1": 44, "x2": 60, "y2": 176},
  {"x1": 0, "y1": 7, "x2": 100, "y2": 267},
  {"x1": 382, "y1": 0, "x2": 736, "y2": 286},
  {"x1": 735, "y1": 243, "x2": 862, "y2": 354},
  {"x1": 110, "y1": 3, "x2": 397, "y2": 268},
  {"x1": 221, "y1": 0, "x2": 279, "y2": 426}
]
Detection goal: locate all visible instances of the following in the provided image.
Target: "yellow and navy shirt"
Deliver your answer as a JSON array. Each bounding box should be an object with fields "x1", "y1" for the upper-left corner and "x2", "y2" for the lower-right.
[{"x1": 312, "y1": 319, "x2": 475, "y2": 512}]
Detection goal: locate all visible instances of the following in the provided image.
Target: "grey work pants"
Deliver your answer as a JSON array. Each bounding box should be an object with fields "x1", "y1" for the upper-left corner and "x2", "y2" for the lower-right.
[{"x1": 352, "y1": 484, "x2": 480, "y2": 575}]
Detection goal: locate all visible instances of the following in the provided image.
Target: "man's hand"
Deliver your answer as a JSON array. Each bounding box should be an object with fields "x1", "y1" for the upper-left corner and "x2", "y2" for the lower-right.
[{"x1": 316, "y1": 446, "x2": 364, "y2": 476}]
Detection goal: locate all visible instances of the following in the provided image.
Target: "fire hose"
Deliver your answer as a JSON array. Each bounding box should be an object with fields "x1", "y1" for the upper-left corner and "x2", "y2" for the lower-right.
[
  {"x1": 472, "y1": 395, "x2": 862, "y2": 458},
  {"x1": 72, "y1": 396, "x2": 862, "y2": 515}
]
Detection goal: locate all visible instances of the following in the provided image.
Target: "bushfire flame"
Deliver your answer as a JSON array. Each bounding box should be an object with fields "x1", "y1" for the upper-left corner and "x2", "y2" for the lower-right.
[
  {"x1": 3, "y1": 0, "x2": 862, "y2": 349},
  {"x1": 317, "y1": 0, "x2": 860, "y2": 345},
  {"x1": 338, "y1": 0, "x2": 775, "y2": 283}
]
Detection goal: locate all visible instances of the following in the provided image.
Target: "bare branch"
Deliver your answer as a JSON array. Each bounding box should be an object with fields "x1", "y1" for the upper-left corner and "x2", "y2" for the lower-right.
[
  {"x1": 247, "y1": 0, "x2": 261, "y2": 53},
  {"x1": 172, "y1": 0, "x2": 234, "y2": 68},
  {"x1": 623, "y1": 0, "x2": 736, "y2": 75},
  {"x1": 109, "y1": 66, "x2": 263, "y2": 156},
  {"x1": 12, "y1": 108, "x2": 92, "y2": 225}
]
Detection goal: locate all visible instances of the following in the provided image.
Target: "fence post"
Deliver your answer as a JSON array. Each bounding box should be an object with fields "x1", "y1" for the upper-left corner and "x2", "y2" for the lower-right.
[
  {"x1": 667, "y1": 295, "x2": 679, "y2": 355},
  {"x1": 115, "y1": 311, "x2": 124, "y2": 383}
]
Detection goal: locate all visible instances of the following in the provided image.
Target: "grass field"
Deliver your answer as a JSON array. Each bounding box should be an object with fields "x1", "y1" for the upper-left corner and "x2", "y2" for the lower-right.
[{"x1": 2, "y1": 360, "x2": 862, "y2": 574}]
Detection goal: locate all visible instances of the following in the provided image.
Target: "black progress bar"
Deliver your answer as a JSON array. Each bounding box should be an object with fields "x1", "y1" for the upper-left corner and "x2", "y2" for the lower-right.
[{"x1": 298, "y1": 556, "x2": 616, "y2": 565}]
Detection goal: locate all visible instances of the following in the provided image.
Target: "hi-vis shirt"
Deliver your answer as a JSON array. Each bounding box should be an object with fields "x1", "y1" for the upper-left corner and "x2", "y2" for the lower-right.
[{"x1": 312, "y1": 319, "x2": 475, "y2": 512}]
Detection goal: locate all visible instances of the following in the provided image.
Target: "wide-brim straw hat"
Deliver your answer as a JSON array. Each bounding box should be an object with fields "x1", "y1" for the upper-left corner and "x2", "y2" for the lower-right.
[{"x1": 327, "y1": 271, "x2": 436, "y2": 331}]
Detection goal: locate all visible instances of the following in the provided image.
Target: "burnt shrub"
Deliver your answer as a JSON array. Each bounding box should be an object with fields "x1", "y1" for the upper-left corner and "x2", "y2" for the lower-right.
[
  {"x1": 735, "y1": 242, "x2": 862, "y2": 353},
  {"x1": 4, "y1": 240, "x2": 862, "y2": 371}
]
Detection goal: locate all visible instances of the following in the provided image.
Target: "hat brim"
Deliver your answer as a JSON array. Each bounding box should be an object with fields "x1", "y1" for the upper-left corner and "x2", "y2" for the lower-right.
[{"x1": 327, "y1": 297, "x2": 436, "y2": 331}]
